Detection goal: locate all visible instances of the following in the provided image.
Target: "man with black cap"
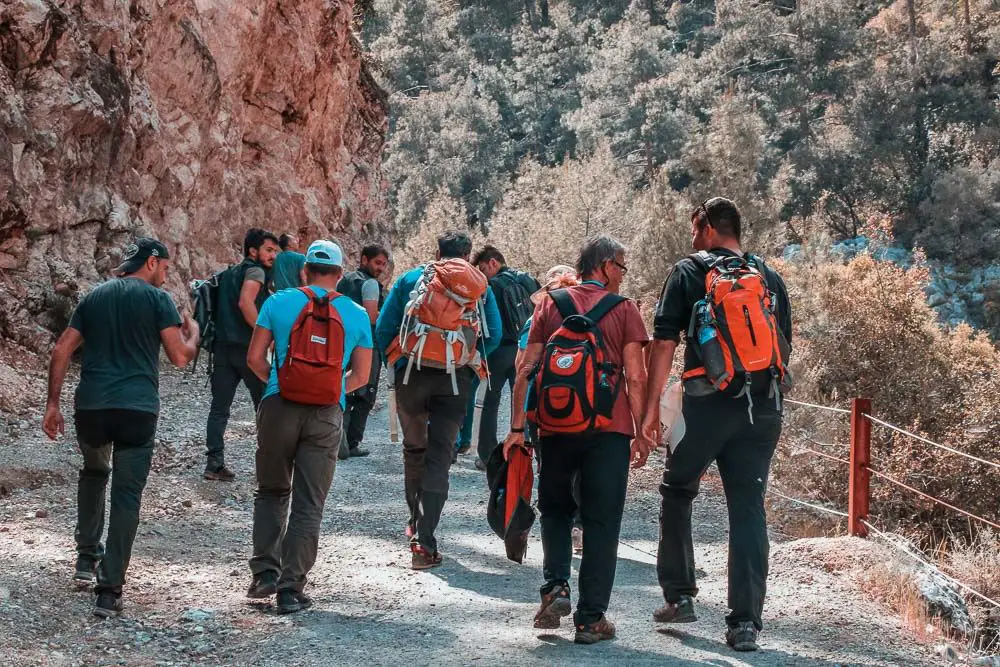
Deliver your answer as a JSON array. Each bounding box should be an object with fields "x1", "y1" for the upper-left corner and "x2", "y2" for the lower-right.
[{"x1": 43, "y1": 237, "x2": 201, "y2": 618}]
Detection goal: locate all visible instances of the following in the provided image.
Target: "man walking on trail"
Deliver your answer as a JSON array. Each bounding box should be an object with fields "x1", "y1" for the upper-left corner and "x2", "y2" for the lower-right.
[
  {"x1": 245, "y1": 240, "x2": 372, "y2": 614},
  {"x1": 271, "y1": 233, "x2": 306, "y2": 292},
  {"x1": 503, "y1": 235, "x2": 650, "y2": 645},
  {"x1": 336, "y1": 244, "x2": 390, "y2": 460},
  {"x1": 204, "y1": 228, "x2": 280, "y2": 481},
  {"x1": 472, "y1": 245, "x2": 541, "y2": 470},
  {"x1": 43, "y1": 238, "x2": 200, "y2": 618},
  {"x1": 641, "y1": 197, "x2": 792, "y2": 652},
  {"x1": 375, "y1": 231, "x2": 502, "y2": 569}
]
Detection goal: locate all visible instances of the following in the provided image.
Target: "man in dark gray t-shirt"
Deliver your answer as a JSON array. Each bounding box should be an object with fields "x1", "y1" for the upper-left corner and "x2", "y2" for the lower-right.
[{"x1": 44, "y1": 237, "x2": 200, "y2": 619}]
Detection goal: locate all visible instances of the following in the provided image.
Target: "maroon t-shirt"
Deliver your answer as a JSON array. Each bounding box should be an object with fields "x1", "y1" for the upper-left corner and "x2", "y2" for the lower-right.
[{"x1": 528, "y1": 283, "x2": 649, "y2": 437}]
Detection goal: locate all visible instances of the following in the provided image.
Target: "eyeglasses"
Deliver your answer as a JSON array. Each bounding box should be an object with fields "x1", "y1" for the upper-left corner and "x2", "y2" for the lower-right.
[{"x1": 612, "y1": 260, "x2": 628, "y2": 275}]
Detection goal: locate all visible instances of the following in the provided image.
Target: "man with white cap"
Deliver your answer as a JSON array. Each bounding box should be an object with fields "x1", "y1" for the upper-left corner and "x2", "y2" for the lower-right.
[{"x1": 245, "y1": 239, "x2": 373, "y2": 614}]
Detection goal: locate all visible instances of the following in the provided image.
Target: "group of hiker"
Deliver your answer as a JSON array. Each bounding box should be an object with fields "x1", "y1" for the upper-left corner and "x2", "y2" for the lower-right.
[{"x1": 41, "y1": 196, "x2": 792, "y2": 653}]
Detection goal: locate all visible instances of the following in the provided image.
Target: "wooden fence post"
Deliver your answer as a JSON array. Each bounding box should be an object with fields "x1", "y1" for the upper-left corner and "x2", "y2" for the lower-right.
[{"x1": 849, "y1": 398, "x2": 872, "y2": 537}]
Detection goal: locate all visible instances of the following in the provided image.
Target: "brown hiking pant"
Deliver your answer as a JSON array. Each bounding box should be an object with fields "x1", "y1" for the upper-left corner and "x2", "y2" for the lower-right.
[{"x1": 249, "y1": 395, "x2": 342, "y2": 592}]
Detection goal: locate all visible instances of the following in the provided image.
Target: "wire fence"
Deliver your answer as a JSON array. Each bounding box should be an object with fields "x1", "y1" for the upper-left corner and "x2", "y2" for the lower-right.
[{"x1": 774, "y1": 396, "x2": 1000, "y2": 612}]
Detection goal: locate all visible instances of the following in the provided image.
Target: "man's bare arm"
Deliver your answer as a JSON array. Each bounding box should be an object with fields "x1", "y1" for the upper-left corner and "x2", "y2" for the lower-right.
[
  {"x1": 642, "y1": 338, "x2": 678, "y2": 444},
  {"x1": 363, "y1": 299, "x2": 379, "y2": 325},
  {"x1": 345, "y1": 346, "x2": 373, "y2": 395},
  {"x1": 43, "y1": 328, "x2": 84, "y2": 439},
  {"x1": 621, "y1": 341, "x2": 653, "y2": 468},
  {"x1": 247, "y1": 326, "x2": 274, "y2": 382},
  {"x1": 239, "y1": 279, "x2": 263, "y2": 328},
  {"x1": 160, "y1": 315, "x2": 200, "y2": 367}
]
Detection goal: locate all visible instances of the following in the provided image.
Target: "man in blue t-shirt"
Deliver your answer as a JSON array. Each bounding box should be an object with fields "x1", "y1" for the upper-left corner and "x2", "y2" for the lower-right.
[{"x1": 244, "y1": 240, "x2": 372, "y2": 614}]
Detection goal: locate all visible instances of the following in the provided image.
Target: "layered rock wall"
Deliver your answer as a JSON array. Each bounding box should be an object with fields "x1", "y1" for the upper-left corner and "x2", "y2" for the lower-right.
[{"x1": 0, "y1": 0, "x2": 388, "y2": 349}]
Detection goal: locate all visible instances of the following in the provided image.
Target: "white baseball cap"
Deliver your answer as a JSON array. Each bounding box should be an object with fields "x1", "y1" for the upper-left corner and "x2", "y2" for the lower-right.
[{"x1": 305, "y1": 240, "x2": 343, "y2": 267}]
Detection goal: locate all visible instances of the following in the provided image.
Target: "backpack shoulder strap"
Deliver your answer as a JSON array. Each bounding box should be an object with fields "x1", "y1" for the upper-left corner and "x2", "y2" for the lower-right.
[
  {"x1": 549, "y1": 288, "x2": 578, "y2": 320},
  {"x1": 688, "y1": 251, "x2": 714, "y2": 273},
  {"x1": 583, "y1": 293, "x2": 626, "y2": 324}
]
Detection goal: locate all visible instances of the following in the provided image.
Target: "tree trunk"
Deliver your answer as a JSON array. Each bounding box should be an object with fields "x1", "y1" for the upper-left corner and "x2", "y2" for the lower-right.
[{"x1": 963, "y1": 0, "x2": 972, "y2": 54}]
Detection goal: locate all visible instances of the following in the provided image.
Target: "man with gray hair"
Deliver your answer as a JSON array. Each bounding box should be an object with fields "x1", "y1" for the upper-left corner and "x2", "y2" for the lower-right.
[{"x1": 503, "y1": 234, "x2": 651, "y2": 645}]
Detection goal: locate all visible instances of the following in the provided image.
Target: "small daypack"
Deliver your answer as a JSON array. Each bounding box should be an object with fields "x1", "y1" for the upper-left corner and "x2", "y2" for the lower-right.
[
  {"x1": 277, "y1": 288, "x2": 346, "y2": 406},
  {"x1": 492, "y1": 270, "x2": 536, "y2": 345},
  {"x1": 385, "y1": 259, "x2": 490, "y2": 394},
  {"x1": 526, "y1": 289, "x2": 625, "y2": 434},
  {"x1": 188, "y1": 269, "x2": 228, "y2": 372},
  {"x1": 682, "y1": 251, "x2": 790, "y2": 414}
]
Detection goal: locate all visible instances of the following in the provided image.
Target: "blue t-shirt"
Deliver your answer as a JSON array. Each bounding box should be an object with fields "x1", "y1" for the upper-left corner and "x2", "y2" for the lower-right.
[
  {"x1": 256, "y1": 286, "x2": 373, "y2": 408},
  {"x1": 517, "y1": 317, "x2": 532, "y2": 351}
]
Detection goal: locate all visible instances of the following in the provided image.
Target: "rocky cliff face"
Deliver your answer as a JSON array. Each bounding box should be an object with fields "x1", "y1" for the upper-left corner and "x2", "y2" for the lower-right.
[{"x1": 0, "y1": 0, "x2": 388, "y2": 350}]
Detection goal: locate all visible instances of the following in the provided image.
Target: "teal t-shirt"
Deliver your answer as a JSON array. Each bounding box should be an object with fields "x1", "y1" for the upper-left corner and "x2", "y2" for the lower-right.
[
  {"x1": 271, "y1": 251, "x2": 306, "y2": 291},
  {"x1": 69, "y1": 277, "x2": 182, "y2": 414},
  {"x1": 256, "y1": 286, "x2": 373, "y2": 408}
]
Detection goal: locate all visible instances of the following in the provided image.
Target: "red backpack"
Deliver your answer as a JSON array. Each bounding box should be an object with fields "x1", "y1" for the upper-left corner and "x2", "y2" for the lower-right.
[
  {"x1": 277, "y1": 288, "x2": 346, "y2": 406},
  {"x1": 526, "y1": 289, "x2": 625, "y2": 434}
]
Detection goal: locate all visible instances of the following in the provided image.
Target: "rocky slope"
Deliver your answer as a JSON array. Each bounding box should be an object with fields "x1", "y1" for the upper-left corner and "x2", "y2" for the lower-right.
[{"x1": 0, "y1": 0, "x2": 388, "y2": 352}]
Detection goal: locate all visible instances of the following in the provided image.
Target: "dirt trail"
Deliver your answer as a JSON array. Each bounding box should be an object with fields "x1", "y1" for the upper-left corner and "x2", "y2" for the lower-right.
[{"x1": 0, "y1": 367, "x2": 936, "y2": 666}]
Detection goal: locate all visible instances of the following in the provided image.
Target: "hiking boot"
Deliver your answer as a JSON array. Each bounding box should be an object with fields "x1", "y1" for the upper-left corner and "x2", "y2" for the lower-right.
[
  {"x1": 574, "y1": 615, "x2": 616, "y2": 645},
  {"x1": 653, "y1": 595, "x2": 697, "y2": 623},
  {"x1": 338, "y1": 443, "x2": 350, "y2": 460},
  {"x1": 73, "y1": 555, "x2": 98, "y2": 587},
  {"x1": 456, "y1": 443, "x2": 471, "y2": 455},
  {"x1": 726, "y1": 622, "x2": 759, "y2": 652},
  {"x1": 275, "y1": 590, "x2": 313, "y2": 615},
  {"x1": 533, "y1": 583, "x2": 572, "y2": 629},
  {"x1": 93, "y1": 591, "x2": 122, "y2": 618},
  {"x1": 411, "y1": 545, "x2": 443, "y2": 570},
  {"x1": 474, "y1": 458, "x2": 487, "y2": 471},
  {"x1": 571, "y1": 527, "x2": 584, "y2": 554},
  {"x1": 348, "y1": 446, "x2": 370, "y2": 458},
  {"x1": 246, "y1": 571, "x2": 278, "y2": 599},
  {"x1": 203, "y1": 465, "x2": 235, "y2": 481}
]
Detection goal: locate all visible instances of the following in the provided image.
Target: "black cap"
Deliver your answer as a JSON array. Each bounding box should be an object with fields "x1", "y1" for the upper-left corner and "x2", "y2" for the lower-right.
[{"x1": 114, "y1": 238, "x2": 170, "y2": 276}]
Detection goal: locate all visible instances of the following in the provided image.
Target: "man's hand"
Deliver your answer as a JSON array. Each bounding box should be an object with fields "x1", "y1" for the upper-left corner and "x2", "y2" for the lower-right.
[
  {"x1": 630, "y1": 435, "x2": 655, "y2": 469},
  {"x1": 502, "y1": 431, "x2": 526, "y2": 460},
  {"x1": 181, "y1": 313, "x2": 200, "y2": 342},
  {"x1": 640, "y1": 412, "x2": 661, "y2": 450},
  {"x1": 43, "y1": 403, "x2": 64, "y2": 440}
]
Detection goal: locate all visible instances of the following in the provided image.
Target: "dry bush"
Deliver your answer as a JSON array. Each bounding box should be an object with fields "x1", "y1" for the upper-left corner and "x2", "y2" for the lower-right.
[{"x1": 774, "y1": 253, "x2": 1000, "y2": 541}]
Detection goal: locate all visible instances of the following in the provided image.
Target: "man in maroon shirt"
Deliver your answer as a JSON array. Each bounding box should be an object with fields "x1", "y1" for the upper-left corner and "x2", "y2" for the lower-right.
[{"x1": 503, "y1": 235, "x2": 651, "y2": 645}]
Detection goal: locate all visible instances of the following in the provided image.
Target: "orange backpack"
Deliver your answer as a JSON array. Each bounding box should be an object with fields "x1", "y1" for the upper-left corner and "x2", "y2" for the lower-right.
[
  {"x1": 277, "y1": 288, "x2": 346, "y2": 406},
  {"x1": 682, "y1": 252, "x2": 790, "y2": 411},
  {"x1": 385, "y1": 259, "x2": 489, "y2": 394}
]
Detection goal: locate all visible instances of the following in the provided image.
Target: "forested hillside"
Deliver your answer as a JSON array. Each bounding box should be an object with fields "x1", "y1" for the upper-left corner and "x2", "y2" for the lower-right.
[{"x1": 363, "y1": 0, "x2": 999, "y2": 270}]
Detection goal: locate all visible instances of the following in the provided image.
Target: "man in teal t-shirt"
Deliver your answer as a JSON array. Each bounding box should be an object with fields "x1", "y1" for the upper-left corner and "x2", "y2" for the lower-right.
[
  {"x1": 271, "y1": 233, "x2": 306, "y2": 292},
  {"x1": 245, "y1": 240, "x2": 372, "y2": 615}
]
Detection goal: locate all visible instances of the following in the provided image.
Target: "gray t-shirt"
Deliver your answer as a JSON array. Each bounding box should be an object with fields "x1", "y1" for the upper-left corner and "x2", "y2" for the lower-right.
[
  {"x1": 361, "y1": 278, "x2": 380, "y2": 302},
  {"x1": 69, "y1": 278, "x2": 182, "y2": 414},
  {"x1": 245, "y1": 265, "x2": 266, "y2": 286}
]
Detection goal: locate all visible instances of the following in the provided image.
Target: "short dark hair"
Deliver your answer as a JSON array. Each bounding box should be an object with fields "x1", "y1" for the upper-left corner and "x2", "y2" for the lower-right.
[
  {"x1": 244, "y1": 228, "x2": 280, "y2": 257},
  {"x1": 576, "y1": 234, "x2": 626, "y2": 277},
  {"x1": 693, "y1": 197, "x2": 741, "y2": 242},
  {"x1": 304, "y1": 262, "x2": 342, "y2": 278},
  {"x1": 278, "y1": 233, "x2": 293, "y2": 251},
  {"x1": 472, "y1": 245, "x2": 506, "y2": 267},
  {"x1": 361, "y1": 244, "x2": 389, "y2": 261},
  {"x1": 437, "y1": 231, "x2": 473, "y2": 260}
]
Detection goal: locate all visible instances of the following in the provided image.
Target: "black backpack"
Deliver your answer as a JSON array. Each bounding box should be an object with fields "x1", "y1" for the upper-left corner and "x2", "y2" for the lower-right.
[
  {"x1": 492, "y1": 269, "x2": 537, "y2": 345},
  {"x1": 188, "y1": 269, "x2": 227, "y2": 370}
]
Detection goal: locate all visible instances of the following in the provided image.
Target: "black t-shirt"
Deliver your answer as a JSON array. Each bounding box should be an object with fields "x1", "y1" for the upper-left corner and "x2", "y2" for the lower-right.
[
  {"x1": 69, "y1": 277, "x2": 182, "y2": 414},
  {"x1": 653, "y1": 248, "x2": 793, "y2": 376},
  {"x1": 490, "y1": 267, "x2": 541, "y2": 345}
]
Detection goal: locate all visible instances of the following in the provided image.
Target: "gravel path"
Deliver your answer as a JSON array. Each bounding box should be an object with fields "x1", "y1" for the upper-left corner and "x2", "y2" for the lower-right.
[{"x1": 0, "y1": 367, "x2": 936, "y2": 666}]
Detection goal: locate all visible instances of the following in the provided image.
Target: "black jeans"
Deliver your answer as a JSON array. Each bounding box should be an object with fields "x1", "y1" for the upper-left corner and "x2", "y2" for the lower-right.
[
  {"x1": 537, "y1": 432, "x2": 631, "y2": 626},
  {"x1": 658, "y1": 392, "x2": 781, "y2": 631},
  {"x1": 74, "y1": 409, "x2": 158, "y2": 595},
  {"x1": 206, "y1": 342, "x2": 264, "y2": 469},
  {"x1": 343, "y1": 359, "x2": 381, "y2": 450},
  {"x1": 395, "y1": 365, "x2": 473, "y2": 552},
  {"x1": 477, "y1": 342, "x2": 517, "y2": 464}
]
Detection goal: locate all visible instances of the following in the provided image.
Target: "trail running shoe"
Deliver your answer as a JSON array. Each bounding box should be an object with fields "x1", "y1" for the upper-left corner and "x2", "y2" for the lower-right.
[
  {"x1": 574, "y1": 615, "x2": 616, "y2": 645},
  {"x1": 246, "y1": 571, "x2": 278, "y2": 599},
  {"x1": 73, "y1": 556, "x2": 97, "y2": 587},
  {"x1": 93, "y1": 591, "x2": 122, "y2": 618},
  {"x1": 533, "y1": 583, "x2": 572, "y2": 629},
  {"x1": 276, "y1": 590, "x2": 313, "y2": 615},
  {"x1": 725, "y1": 622, "x2": 759, "y2": 652},
  {"x1": 653, "y1": 595, "x2": 697, "y2": 623},
  {"x1": 411, "y1": 545, "x2": 443, "y2": 570},
  {"x1": 203, "y1": 465, "x2": 235, "y2": 481}
]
